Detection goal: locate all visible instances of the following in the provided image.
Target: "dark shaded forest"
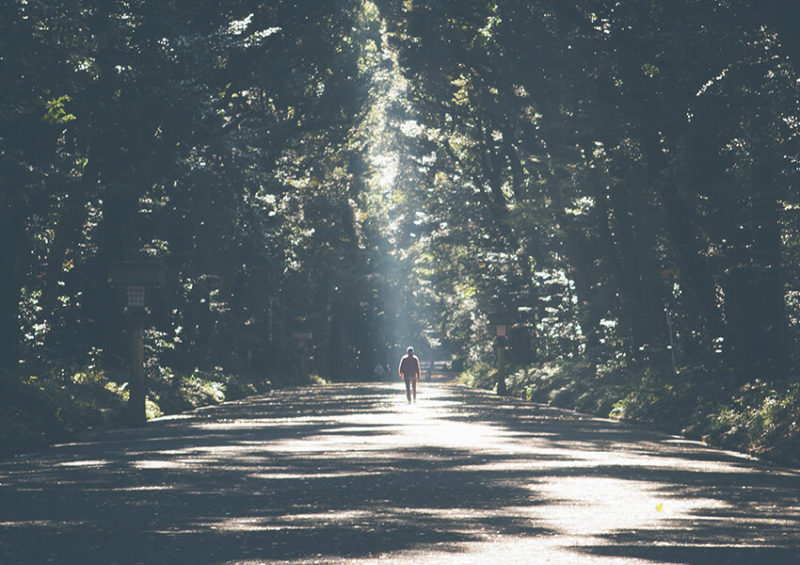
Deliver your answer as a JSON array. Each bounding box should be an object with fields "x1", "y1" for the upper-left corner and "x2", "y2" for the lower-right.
[{"x1": 3, "y1": 0, "x2": 800, "y2": 462}]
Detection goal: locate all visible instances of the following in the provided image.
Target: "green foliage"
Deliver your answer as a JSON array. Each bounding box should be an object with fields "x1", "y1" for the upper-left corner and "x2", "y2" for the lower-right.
[
  {"x1": 0, "y1": 364, "x2": 281, "y2": 457},
  {"x1": 43, "y1": 95, "x2": 76, "y2": 124},
  {"x1": 0, "y1": 369, "x2": 126, "y2": 458},
  {"x1": 4, "y1": 0, "x2": 800, "y2": 466},
  {"x1": 148, "y1": 367, "x2": 227, "y2": 414},
  {"x1": 474, "y1": 353, "x2": 800, "y2": 464},
  {"x1": 368, "y1": 0, "x2": 800, "y2": 463},
  {"x1": 702, "y1": 382, "x2": 800, "y2": 462},
  {"x1": 458, "y1": 362, "x2": 496, "y2": 391},
  {"x1": 1, "y1": 0, "x2": 395, "y2": 391},
  {"x1": 499, "y1": 360, "x2": 620, "y2": 417}
]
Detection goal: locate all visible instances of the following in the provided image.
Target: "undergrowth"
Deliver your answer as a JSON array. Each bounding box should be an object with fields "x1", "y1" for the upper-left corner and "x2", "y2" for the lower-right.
[
  {"x1": 0, "y1": 365, "x2": 307, "y2": 459},
  {"x1": 461, "y1": 359, "x2": 800, "y2": 466}
]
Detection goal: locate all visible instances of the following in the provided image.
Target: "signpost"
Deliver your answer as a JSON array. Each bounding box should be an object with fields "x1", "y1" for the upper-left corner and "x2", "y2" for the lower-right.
[
  {"x1": 291, "y1": 331, "x2": 313, "y2": 378},
  {"x1": 488, "y1": 311, "x2": 516, "y2": 396},
  {"x1": 108, "y1": 261, "x2": 164, "y2": 426}
]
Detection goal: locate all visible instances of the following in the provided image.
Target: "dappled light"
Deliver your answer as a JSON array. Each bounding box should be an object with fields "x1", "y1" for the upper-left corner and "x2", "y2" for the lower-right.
[
  {"x1": 2, "y1": 383, "x2": 798, "y2": 564},
  {"x1": 4, "y1": 2, "x2": 800, "y2": 562}
]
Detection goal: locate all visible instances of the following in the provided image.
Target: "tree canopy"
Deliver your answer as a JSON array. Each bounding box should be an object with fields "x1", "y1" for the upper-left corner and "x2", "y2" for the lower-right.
[{"x1": 4, "y1": 0, "x2": 800, "y2": 459}]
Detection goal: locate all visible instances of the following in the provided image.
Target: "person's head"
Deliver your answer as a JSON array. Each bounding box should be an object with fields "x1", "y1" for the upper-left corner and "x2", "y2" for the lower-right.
[{"x1": 407, "y1": 346, "x2": 414, "y2": 355}]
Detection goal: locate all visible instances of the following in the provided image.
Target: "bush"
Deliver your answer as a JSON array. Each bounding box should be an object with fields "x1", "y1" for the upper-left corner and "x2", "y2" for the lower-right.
[
  {"x1": 0, "y1": 369, "x2": 127, "y2": 458},
  {"x1": 0, "y1": 364, "x2": 278, "y2": 458},
  {"x1": 460, "y1": 355, "x2": 800, "y2": 466},
  {"x1": 701, "y1": 382, "x2": 800, "y2": 462},
  {"x1": 458, "y1": 362, "x2": 498, "y2": 391}
]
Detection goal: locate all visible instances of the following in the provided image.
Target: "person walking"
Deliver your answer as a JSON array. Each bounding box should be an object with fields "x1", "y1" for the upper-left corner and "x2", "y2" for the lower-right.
[{"x1": 398, "y1": 346, "x2": 421, "y2": 403}]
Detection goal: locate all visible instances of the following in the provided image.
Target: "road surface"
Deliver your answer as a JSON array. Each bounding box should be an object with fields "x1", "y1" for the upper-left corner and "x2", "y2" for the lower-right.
[{"x1": 1, "y1": 382, "x2": 799, "y2": 564}]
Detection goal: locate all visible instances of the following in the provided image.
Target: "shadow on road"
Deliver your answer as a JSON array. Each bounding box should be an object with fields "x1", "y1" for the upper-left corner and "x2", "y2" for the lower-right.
[{"x1": 1, "y1": 383, "x2": 799, "y2": 564}]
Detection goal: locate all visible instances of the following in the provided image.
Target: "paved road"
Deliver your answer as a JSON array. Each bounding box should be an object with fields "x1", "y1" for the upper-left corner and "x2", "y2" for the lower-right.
[{"x1": 1, "y1": 382, "x2": 799, "y2": 564}]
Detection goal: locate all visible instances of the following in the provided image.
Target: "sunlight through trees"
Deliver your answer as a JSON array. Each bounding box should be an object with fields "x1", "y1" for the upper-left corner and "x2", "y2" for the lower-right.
[{"x1": 3, "y1": 0, "x2": 800, "y2": 460}]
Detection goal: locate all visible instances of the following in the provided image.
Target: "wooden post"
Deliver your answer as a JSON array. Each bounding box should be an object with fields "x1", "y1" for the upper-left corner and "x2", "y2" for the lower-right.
[
  {"x1": 489, "y1": 311, "x2": 515, "y2": 397},
  {"x1": 108, "y1": 261, "x2": 164, "y2": 427},
  {"x1": 128, "y1": 309, "x2": 146, "y2": 426},
  {"x1": 496, "y1": 337, "x2": 507, "y2": 396}
]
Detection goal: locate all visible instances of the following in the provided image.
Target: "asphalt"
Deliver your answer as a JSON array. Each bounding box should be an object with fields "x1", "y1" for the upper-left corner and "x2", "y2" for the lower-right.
[{"x1": 1, "y1": 381, "x2": 799, "y2": 564}]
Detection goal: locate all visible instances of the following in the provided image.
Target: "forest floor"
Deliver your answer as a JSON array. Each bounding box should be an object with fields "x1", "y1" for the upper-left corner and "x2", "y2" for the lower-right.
[{"x1": 1, "y1": 380, "x2": 799, "y2": 564}]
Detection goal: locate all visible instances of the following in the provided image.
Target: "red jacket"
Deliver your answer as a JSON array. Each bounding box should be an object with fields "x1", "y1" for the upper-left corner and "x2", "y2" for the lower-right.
[{"x1": 399, "y1": 354, "x2": 420, "y2": 379}]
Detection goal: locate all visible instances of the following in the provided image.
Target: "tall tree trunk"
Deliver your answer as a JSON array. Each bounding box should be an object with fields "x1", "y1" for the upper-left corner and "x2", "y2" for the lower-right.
[
  {"x1": 84, "y1": 185, "x2": 141, "y2": 364},
  {"x1": 0, "y1": 209, "x2": 28, "y2": 372},
  {"x1": 606, "y1": 179, "x2": 668, "y2": 351},
  {"x1": 723, "y1": 183, "x2": 786, "y2": 382}
]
